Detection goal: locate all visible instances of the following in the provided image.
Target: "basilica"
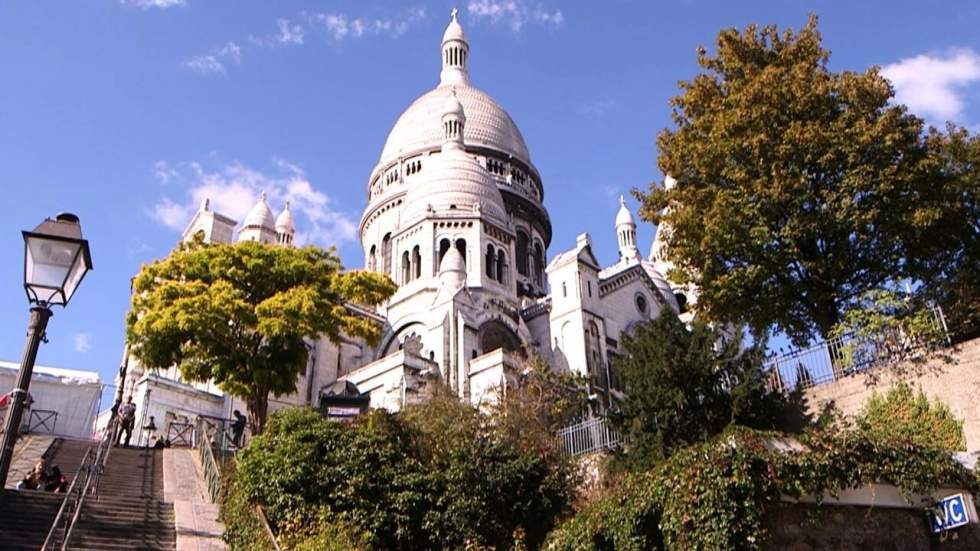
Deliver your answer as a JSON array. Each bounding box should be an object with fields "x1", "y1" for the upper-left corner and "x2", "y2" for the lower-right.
[{"x1": 115, "y1": 12, "x2": 692, "y2": 435}]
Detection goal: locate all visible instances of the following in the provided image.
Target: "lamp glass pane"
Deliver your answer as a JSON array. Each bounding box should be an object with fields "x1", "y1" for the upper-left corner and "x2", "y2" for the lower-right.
[
  {"x1": 61, "y1": 247, "x2": 90, "y2": 303},
  {"x1": 25, "y1": 236, "x2": 80, "y2": 304}
]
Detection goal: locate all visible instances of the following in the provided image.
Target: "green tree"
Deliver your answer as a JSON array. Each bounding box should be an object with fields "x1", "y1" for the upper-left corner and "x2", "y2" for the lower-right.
[
  {"x1": 125, "y1": 240, "x2": 395, "y2": 433},
  {"x1": 640, "y1": 15, "x2": 936, "y2": 344},
  {"x1": 856, "y1": 382, "x2": 965, "y2": 451},
  {"x1": 911, "y1": 126, "x2": 980, "y2": 340},
  {"x1": 610, "y1": 312, "x2": 788, "y2": 469}
]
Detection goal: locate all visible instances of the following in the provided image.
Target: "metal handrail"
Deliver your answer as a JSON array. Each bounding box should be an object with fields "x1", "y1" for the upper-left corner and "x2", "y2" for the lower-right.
[
  {"x1": 197, "y1": 429, "x2": 222, "y2": 503},
  {"x1": 39, "y1": 448, "x2": 93, "y2": 551},
  {"x1": 41, "y1": 416, "x2": 118, "y2": 551},
  {"x1": 556, "y1": 414, "x2": 623, "y2": 458},
  {"x1": 255, "y1": 505, "x2": 283, "y2": 551}
]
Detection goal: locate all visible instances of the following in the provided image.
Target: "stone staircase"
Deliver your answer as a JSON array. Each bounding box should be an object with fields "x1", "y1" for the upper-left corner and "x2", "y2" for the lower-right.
[
  {"x1": 66, "y1": 447, "x2": 176, "y2": 550},
  {"x1": 0, "y1": 438, "x2": 93, "y2": 550},
  {"x1": 0, "y1": 441, "x2": 177, "y2": 550}
]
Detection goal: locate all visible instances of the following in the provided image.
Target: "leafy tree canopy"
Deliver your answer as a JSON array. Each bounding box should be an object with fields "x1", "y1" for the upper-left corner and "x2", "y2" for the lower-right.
[
  {"x1": 856, "y1": 382, "x2": 966, "y2": 452},
  {"x1": 125, "y1": 240, "x2": 396, "y2": 433},
  {"x1": 610, "y1": 312, "x2": 792, "y2": 470},
  {"x1": 912, "y1": 126, "x2": 980, "y2": 340},
  {"x1": 641, "y1": 14, "x2": 941, "y2": 344}
]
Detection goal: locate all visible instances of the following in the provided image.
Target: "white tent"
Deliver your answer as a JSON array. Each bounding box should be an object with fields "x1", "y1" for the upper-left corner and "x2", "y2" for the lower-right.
[{"x1": 0, "y1": 360, "x2": 102, "y2": 439}]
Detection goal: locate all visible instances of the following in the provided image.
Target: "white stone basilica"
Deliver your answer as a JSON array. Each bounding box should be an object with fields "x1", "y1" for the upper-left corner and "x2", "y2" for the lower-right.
[{"x1": 116, "y1": 12, "x2": 692, "y2": 436}]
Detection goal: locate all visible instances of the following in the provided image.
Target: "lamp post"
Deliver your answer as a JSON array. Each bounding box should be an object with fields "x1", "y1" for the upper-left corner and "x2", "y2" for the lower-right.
[{"x1": 0, "y1": 213, "x2": 92, "y2": 488}]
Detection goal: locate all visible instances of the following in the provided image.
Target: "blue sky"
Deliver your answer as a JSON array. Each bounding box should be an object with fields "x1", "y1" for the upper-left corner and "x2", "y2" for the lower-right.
[{"x1": 1, "y1": 1, "x2": 979, "y2": 404}]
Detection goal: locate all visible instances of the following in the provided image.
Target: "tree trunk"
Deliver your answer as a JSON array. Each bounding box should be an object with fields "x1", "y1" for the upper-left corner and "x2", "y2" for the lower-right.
[{"x1": 248, "y1": 390, "x2": 269, "y2": 435}]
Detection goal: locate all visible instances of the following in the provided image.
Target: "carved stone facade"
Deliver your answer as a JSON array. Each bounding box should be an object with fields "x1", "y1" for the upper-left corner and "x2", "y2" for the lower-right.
[{"x1": 116, "y1": 12, "x2": 693, "y2": 433}]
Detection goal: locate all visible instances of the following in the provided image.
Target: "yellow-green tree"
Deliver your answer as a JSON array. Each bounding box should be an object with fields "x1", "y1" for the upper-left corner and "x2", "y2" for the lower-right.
[
  {"x1": 126, "y1": 240, "x2": 395, "y2": 434},
  {"x1": 640, "y1": 15, "x2": 939, "y2": 345},
  {"x1": 856, "y1": 382, "x2": 965, "y2": 451}
]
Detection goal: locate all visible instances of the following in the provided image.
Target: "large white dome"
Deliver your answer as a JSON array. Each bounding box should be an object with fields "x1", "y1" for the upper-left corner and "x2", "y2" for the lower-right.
[
  {"x1": 401, "y1": 145, "x2": 509, "y2": 226},
  {"x1": 378, "y1": 84, "x2": 530, "y2": 167}
]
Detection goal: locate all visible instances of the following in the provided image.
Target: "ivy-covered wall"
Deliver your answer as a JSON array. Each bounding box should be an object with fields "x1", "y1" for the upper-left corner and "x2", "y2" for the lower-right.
[
  {"x1": 765, "y1": 503, "x2": 980, "y2": 551},
  {"x1": 805, "y1": 337, "x2": 980, "y2": 451}
]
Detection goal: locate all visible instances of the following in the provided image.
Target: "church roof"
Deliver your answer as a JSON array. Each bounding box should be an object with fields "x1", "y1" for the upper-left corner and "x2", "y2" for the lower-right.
[
  {"x1": 376, "y1": 11, "x2": 531, "y2": 168},
  {"x1": 615, "y1": 195, "x2": 635, "y2": 227},
  {"x1": 243, "y1": 192, "x2": 275, "y2": 230},
  {"x1": 275, "y1": 201, "x2": 295, "y2": 233}
]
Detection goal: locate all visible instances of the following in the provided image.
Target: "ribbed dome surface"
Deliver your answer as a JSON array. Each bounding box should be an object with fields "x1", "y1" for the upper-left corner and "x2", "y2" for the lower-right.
[
  {"x1": 379, "y1": 84, "x2": 530, "y2": 167},
  {"x1": 275, "y1": 202, "x2": 295, "y2": 232},
  {"x1": 615, "y1": 196, "x2": 635, "y2": 227},
  {"x1": 401, "y1": 147, "x2": 508, "y2": 226},
  {"x1": 243, "y1": 194, "x2": 275, "y2": 229},
  {"x1": 641, "y1": 261, "x2": 680, "y2": 312}
]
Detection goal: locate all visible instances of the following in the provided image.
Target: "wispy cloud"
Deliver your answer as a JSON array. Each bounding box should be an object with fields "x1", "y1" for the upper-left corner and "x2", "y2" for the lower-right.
[
  {"x1": 183, "y1": 42, "x2": 241, "y2": 75},
  {"x1": 308, "y1": 7, "x2": 427, "y2": 41},
  {"x1": 579, "y1": 98, "x2": 616, "y2": 116},
  {"x1": 149, "y1": 159, "x2": 357, "y2": 247},
  {"x1": 74, "y1": 333, "x2": 92, "y2": 354},
  {"x1": 881, "y1": 48, "x2": 980, "y2": 124},
  {"x1": 120, "y1": 0, "x2": 185, "y2": 9},
  {"x1": 467, "y1": 0, "x2": 563, "y2": 32}
]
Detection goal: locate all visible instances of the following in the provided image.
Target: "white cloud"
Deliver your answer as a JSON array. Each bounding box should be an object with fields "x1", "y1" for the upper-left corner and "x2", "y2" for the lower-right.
[
  {"x1": 309, "y1": 7, "x2": 427, "y2": 41},
  {"x1": 579, "y1": 98, "x2": 616, "y2": 116},
  {"x1": 183, "y1": 41, "x2": 241, "y2": 75},
  {"x1": 467, "y1": 0, "x2": 563, "y2": 32},
  {"x1": 121, "y1": 0, "x2": 185, "y2": 9},
  {"x1": 881, "y1": 48, "x2": 980, "y2": 123},
  {"x1": 154, "y1": 160, "x2": 178, "y2": 184},
  {"x1": 149, "y1": 159, "x2": 357, "y2": 246},
  {"x1": 276, "y1": 19, "x2": 304, "y2": 45},
  {"x1": 73, "y1": 333, "x2": 92, "y2": 354}
]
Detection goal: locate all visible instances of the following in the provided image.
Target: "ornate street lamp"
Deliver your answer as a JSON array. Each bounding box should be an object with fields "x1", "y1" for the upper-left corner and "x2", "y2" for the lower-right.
[{"x1": 0, "y1": 213, "x2": 92, "y2": 487}]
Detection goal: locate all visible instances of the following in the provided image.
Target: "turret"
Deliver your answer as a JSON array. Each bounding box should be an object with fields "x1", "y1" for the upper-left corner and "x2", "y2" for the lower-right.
[
  {"x1": 440, "y1": 8, "x2": 469, "y2": 86},
  {"x1": 615, "y1": 195, "x2": 639, "y2": 262},
  {"x1": 275, "y1": 201, "x2": 296, "y2": 246},
  {"x1": 237, "y1": 192, "x2": 278, "y2": 244}
]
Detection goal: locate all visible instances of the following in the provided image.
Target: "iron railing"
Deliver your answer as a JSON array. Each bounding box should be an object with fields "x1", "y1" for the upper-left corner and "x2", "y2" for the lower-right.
[
  {"x1": 28, "y1": 409, "x2": 58, "y2": 434},
  {"x1": 197, "y1": 427, "x2": 222, "y2": 503},
  {"x1": 41, "y1": 417, "x2": 117, "y2": 551},
  {"x1": 256, "y1": 505, "x2": 283, "y2": 551},
  {"x1": 556, "y1": 415, "x2": 623, "y2": 458},
  {"x1": 765, "y1": 305, "x2": 950, "y2": 393}
]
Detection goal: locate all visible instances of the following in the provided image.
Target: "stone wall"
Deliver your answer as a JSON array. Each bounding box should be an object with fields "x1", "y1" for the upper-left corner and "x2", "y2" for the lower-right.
[
  {"x1": 803, "y1": 337, "x2": 980, "y2": 451},
  {"x1": 765, "y1": 503, "x2": 980, "y2": 550}
]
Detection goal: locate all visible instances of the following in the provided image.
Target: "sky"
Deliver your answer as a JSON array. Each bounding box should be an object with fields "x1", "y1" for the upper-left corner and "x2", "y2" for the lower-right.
[{"x1": 1, "y1": 1, "x2": 979, "y2": 407}]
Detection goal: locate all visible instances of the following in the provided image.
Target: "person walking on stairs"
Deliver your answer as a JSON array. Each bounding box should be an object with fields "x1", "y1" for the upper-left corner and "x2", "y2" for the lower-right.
[{"x1": 116, "y1": 396, "x2": 137, "y2": 447}]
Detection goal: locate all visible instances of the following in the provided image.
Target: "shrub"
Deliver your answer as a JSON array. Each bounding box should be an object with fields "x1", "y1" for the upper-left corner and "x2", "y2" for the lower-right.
[{"x1": 855, "y1": 382, "x2": 966, "y2": 451}]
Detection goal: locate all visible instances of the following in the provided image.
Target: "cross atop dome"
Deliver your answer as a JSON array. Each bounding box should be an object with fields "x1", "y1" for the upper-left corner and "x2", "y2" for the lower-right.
[{"x1": 451, "y1": 7, "x2": 459, "y2": 21}]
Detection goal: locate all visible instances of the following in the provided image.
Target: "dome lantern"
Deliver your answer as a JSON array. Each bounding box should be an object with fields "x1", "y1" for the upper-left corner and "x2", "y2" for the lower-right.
[
  {"x1": 440, "y1": 8, "x2": 470, "y2": 86},
  {"x1": 615, "y1": 195, "x2": 639, "y2": 262},
  {"x1": 441, "y1": 88, "x2": 466, "y2": 150}
]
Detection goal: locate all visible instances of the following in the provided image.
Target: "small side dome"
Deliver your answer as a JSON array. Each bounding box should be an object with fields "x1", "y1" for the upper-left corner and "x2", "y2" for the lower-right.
[
  {"x1": 615, "y1": 195, "x2": 635, "y2": 227},
  {"x1": 442, "y1": 90, "x2": 465, "y2": 122},
  {"x1": 276, "y1": 201, "x2": 295, "y2": 233},
  {"x1": 439, "y1": 246, "x2": 467, "y2": 288},
  {"x1": 243, "y1": 192, "x2": 275, "y2": 230}
]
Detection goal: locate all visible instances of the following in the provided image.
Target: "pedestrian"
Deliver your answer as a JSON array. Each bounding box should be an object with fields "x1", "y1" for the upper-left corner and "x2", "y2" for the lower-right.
[
  {"x1": 116, "y1": 396, "x2": 137, "y2": 447},
  {"x1": 16, "y1": 458, "x2": 49, "y2": 490},
  {"x1": 231, "y1": 409, "x2": 246, "y2": 448},
  {"x1": 44, "y1": 466, "x2": 67, "y2": 492}
]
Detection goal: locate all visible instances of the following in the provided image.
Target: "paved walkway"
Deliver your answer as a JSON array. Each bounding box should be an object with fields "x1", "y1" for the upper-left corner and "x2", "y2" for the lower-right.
[{"x1": 162, "y1": 448, "x2": 226, "y2": 551}]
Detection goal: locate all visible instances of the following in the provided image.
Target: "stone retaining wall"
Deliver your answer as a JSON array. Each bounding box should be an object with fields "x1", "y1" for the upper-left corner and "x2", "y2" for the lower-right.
[{"x1": 803, "y1": 338, "x2": 980, "y2": 451}]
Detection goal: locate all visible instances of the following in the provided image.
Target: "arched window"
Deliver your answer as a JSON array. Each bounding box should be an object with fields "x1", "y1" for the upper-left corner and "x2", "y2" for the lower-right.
[
  {"x1": 382, "y1": 233, "x2": 392, "y2": 276},
  {"x1": 412, "y1": 246, "x2": 421, "y2": 279},
  {"x1": 516, "y1": 230, "x2": 529, "y2": 276},
  {"x1": 455, "y1": 238, "x2": 466, "y2": 265},
  {"x1": 401, "y1": 251, "x2": 410, "y2": 284},
  {"x1": 496, "y1": 250, "x2": 506, "y2": 283},
  {"x1": 368, "y1": 245, "x2": 377, "y2": 271},
  {"x1": 533, "y1": 242, "x2": 544, "y2": 286},
  {"x1": 438, "y1": 238, "x2": 451, "y2": 266},
  {"x1": 485, "y1": 244, "x2": 496, "y2": 279}
]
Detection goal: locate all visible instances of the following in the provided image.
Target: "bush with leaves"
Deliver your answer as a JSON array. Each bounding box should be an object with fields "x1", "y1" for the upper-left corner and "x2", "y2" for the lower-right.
[
  {"x1": 610, "y1": 312, "x2": 793, "y2": 470},
  {"x1": 223, "y1": 393, "x2": 575, "y2": 550},
  {"x1": 547, "y1": 425, "x2": 980, "y2": 550},
  {"x1": 855, "y1": 382, "x2": 965, "y2": 452}
]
